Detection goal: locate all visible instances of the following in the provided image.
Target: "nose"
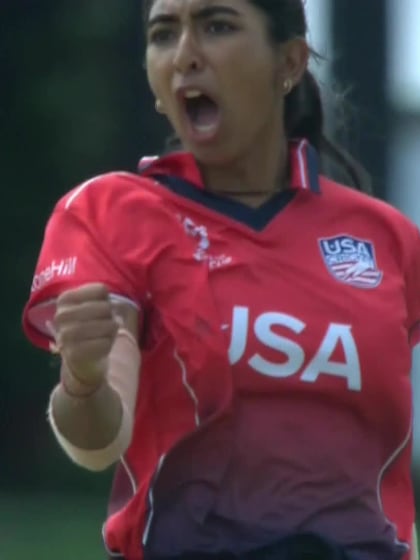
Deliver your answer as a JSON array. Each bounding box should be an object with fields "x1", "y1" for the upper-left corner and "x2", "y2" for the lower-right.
[{"x1": 173, "y1": 30, "x2": 203, "y2": 75}]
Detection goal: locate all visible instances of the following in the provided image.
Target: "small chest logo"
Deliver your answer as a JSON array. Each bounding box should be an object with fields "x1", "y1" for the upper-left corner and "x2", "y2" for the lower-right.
[
  {"x1": 178, "y1": 215, "x2": 232, "y2": 269},
  {"x1": 318, "y1": 235, "x2": 383, "y2": 289},
  {"x1": 182, "y1": 217, "x2": 210, "y2": 261}
]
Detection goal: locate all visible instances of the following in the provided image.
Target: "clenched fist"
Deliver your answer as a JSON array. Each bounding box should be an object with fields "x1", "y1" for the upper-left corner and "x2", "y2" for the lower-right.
[{"x1": 52, "y1": 283, "x2": 119, "y2": 387}]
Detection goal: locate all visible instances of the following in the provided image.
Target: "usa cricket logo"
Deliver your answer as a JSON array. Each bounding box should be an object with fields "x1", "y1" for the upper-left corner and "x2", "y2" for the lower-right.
[{"x1": 319, "y1": 235, "x2": 383, "y2": 289}]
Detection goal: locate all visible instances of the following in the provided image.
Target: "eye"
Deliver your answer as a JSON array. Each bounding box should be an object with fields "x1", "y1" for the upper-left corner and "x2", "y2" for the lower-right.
[
  {"x1": 205, "y1": 20, "x2": 236, "y2": 35},
  {"x1": 148, "y1": 27, "x2": 176, "y2": 45}
]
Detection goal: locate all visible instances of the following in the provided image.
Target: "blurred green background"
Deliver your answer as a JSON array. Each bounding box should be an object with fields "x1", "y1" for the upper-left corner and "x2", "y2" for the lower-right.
[
  {"x1": 1, "y1": 2, "x2": 168, "y2": 558},
  {"x1": 1, "y1": 1, "x2": 418, "y2": 559}
]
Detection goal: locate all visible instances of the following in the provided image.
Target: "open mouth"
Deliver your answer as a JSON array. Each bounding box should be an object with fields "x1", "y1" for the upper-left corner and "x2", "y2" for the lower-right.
[{"x1": 182, "y1": 90, "x2": 221, "y2": 138}]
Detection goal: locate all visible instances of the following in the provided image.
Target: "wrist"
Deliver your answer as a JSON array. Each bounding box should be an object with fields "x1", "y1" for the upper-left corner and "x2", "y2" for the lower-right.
[{"x1": 60, "y1": 360, "x2": 105, "y2": 398}]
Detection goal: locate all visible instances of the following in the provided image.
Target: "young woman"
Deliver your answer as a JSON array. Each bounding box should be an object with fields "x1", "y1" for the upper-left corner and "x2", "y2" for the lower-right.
[{"x1": 23, "y1": 1, "x2": 420, "y2": 559}]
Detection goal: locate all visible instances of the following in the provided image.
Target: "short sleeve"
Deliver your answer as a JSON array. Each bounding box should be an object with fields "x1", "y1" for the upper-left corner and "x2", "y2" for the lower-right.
[
  {"x1": 23, "y1": 210, "x2": 140, "y2": 350},
  {"x1": 23, "y1": 171, "x2": 230, "y2": 400},
  {"x1": 405, "y1": 226, "x2": 420, "y2": 348},
  {"x1": 22, "y1": 172, "x2": 155, "y2": 350}
]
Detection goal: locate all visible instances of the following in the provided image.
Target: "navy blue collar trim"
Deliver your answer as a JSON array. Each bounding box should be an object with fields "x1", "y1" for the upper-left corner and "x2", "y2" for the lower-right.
[
  {"x1": 149, "y1": 174, "x2": 297, "y2": 232},
  {"x1": 305, "y1": 143, "x2": 321, "y2": 194}
]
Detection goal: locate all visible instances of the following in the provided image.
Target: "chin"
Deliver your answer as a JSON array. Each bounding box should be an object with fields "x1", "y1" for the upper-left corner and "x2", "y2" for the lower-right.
[{"x1": 188, "y1": 143, "x2": 237, "y2": 167}]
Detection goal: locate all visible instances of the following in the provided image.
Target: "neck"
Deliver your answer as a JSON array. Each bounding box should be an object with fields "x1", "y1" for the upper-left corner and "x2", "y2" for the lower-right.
[{"x1": 199, "y1": 128, "x2": 289, "y2": 208}]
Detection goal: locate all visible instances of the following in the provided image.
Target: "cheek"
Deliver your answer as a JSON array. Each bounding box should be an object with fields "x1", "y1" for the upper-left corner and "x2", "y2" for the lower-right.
[
  {"x1": 145, "y1": 55, "x2": 169, "y2": 100},
  {"x1": 217, "y1": 45, "x2": 277, "y2": 104},
  {"x1": 229, "y1": 65, "x2": 277, "y2": 118},
  {"x1": 145, "y1": 59, "x2": 157, "y2": 97}
]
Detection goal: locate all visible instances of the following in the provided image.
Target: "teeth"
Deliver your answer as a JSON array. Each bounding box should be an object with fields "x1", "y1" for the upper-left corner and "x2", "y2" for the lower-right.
[
  {"x1": 194, "y1": 124, "x2": 217, "y2": 132},
  {"x1": 184, "y1": 89, "x2": 203, "y2": 99}
]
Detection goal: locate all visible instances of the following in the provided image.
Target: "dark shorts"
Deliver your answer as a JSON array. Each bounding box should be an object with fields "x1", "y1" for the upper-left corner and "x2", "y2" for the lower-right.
[{"x1": 138, "y1": 533, "x2": 350, "y2": 560}]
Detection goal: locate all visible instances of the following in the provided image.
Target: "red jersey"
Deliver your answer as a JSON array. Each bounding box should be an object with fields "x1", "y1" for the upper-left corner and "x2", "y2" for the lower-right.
[{"x1": 23, "y1": 140, "x2": 420, "y2": 560}]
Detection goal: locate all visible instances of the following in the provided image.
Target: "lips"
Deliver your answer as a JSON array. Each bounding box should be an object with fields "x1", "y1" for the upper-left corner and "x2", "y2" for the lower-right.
[{"x1": 177, "y1": 88, "x2": 221, "y2": 142}]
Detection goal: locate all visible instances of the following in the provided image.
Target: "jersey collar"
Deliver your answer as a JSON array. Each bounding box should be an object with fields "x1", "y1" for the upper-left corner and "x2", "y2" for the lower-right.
[{"x1": 138, "y1": 138, "x2": 321, "y2": 194}]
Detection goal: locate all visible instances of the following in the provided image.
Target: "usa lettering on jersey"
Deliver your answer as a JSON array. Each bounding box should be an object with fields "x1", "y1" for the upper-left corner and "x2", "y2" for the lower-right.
[
  {"x1": 318, "y1": 235, "x2": 383, "y2": 289},
  {"x1": 228, "y1": 306, "x2": 362, "y2": 391}
]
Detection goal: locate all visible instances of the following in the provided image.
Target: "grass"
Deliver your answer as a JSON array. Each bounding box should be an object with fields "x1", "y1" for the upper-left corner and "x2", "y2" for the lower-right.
[{"x1": 1, "y1": 491, "x2": 108, "y2": 560}]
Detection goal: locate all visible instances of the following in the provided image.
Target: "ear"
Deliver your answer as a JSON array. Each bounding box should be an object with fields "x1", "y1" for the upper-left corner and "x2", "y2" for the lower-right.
[{"x1": 276, "y1": 38, "x2": 309, "y2": 88}]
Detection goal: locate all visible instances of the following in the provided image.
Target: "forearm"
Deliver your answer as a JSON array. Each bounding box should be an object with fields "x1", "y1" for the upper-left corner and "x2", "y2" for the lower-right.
[
  {"x1": 50, "y1": 379, "x2": 123, "y2": 450},
  {"x1": 48, "y1": 327, "x2": 140, "y2": 471}
]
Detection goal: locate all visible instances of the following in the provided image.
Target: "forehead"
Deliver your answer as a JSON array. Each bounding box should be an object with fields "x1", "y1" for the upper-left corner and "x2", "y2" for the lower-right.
[{"x1": 148, "y1": 0, "x2": 244, "y2": 18}]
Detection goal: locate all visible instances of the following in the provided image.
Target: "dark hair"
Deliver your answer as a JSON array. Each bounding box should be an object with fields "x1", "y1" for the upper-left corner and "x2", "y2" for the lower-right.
[{"x1": 142, "y1": 0, "x2": 371, "y2": 193}]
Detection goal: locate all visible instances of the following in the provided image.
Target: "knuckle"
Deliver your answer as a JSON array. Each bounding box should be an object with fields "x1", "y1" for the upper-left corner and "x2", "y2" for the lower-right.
[
  {"x1": 89, "y1": 283, "x2": 109, "y2": 299},
  {"x1": 56, "y1": 325, "x2": 74, "y2": 345},
  {"x1": 98, "y1": 299, "x2": 113, "y2": 313},
  {"x1": 54, "y1": 305, "x2": 71, "y2": 324},
  {"x1": 56, "y1": 283, "x2": 109, "y2": 306},
  {"x1": 97, "y1": 283, "x2": 109, "y2": 295},
  {"x1": 56, "y1": 289, "x2": 74, "y2": 305}
]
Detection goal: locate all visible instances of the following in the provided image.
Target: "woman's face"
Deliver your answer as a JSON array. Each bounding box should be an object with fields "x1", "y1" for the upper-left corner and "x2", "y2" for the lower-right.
[{"x1": 145, "y1": 0, "x2": 298, "y2": 165}]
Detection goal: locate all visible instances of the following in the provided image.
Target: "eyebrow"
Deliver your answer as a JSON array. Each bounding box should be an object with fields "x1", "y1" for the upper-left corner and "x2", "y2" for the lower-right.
[{"x1": 147, "y1": 5, "x2": 241, "y2": 28}]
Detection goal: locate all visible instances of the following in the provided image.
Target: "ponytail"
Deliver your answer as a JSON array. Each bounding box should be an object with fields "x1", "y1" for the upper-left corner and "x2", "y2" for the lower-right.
[
  {"x1": 285, "y1": 70, "x2": 372, "y2": 194},
  {"x1": 285, "y1": 71, "x2": 323, "y2": 150}
]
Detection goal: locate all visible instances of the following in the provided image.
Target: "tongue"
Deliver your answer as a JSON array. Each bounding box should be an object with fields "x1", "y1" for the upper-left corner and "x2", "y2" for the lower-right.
[{"x1": 190, "y1": 97, "x2": 219, "y2": 128}]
